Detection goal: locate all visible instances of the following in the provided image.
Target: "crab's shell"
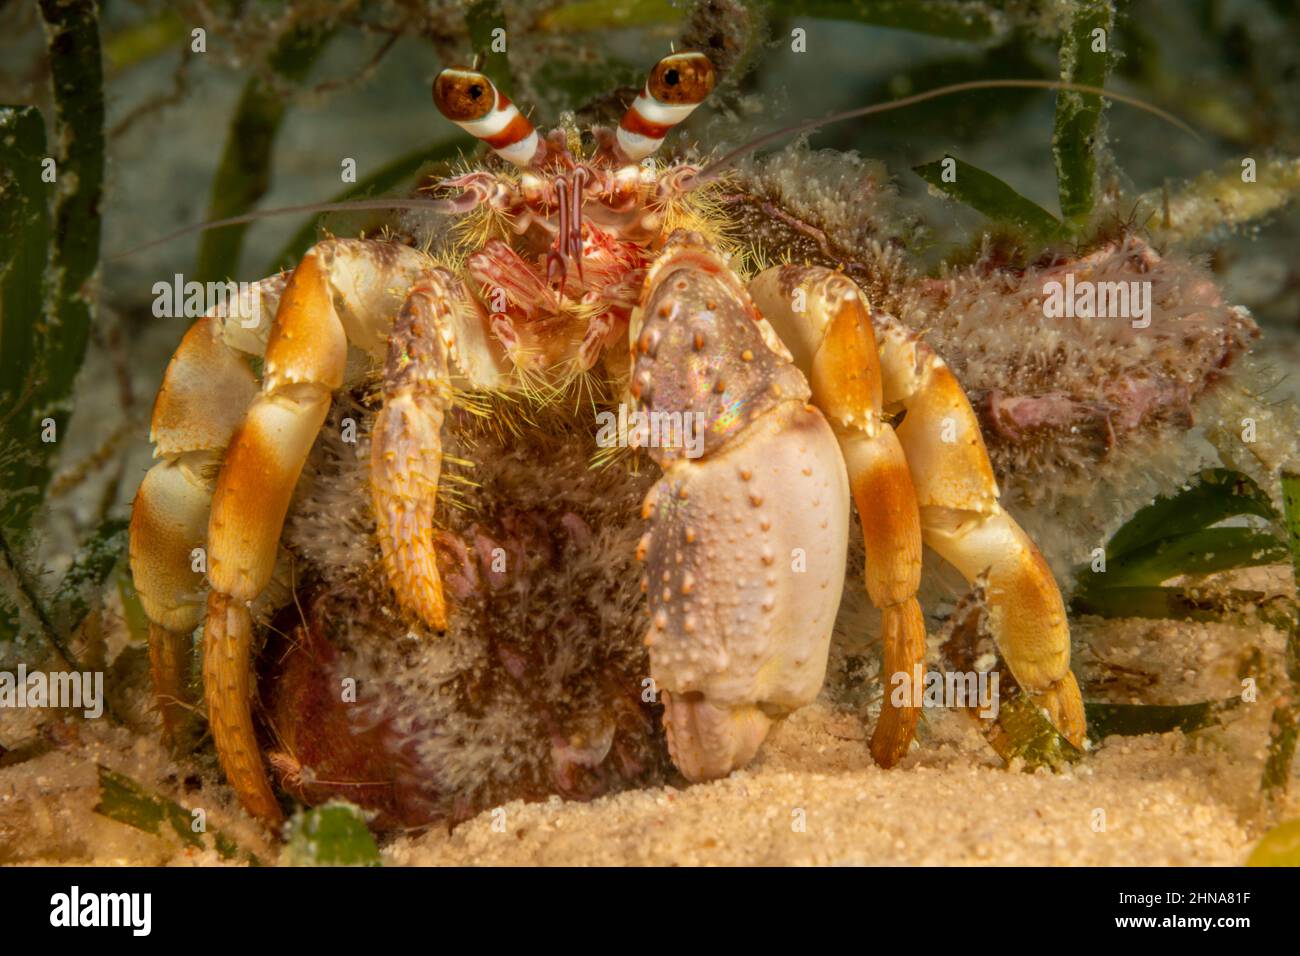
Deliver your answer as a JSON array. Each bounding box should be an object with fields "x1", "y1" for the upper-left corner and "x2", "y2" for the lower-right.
[{"x1": 262, "y1": 389, "x2": 669, "y2": 828}]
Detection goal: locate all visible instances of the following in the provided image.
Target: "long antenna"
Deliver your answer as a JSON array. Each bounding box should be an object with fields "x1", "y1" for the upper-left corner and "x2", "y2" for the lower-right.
[
  {"x1": 113, "y1": 79, "x2": 1199, "y2": 260},
  {"x1": 691, "y1": 79, "x2": 1201, "y2": 185},
  {"x1": 111, "y1": 197, "x2": 464, "y2": 260}
]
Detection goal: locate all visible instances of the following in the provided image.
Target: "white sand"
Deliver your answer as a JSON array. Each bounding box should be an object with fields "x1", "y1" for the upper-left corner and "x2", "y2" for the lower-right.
[
  {"x1": 386, "y1": 696, "x2": 1286, "y2": 866},
  {"x1": 3, "y1": 595, "x2": 1295, "y2": 867}
]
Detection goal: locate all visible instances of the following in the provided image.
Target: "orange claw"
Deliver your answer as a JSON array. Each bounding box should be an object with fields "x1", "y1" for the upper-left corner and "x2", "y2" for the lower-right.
[
  {"x1": 1034, "y1": 670, "x2": 1087, "y2": 749},
  {"x1": 752, "y1": 266, "x2": 931, "y2": 766},
  {"x1": 751, "y1": 263, "x2": 1086, "y2": 760},
  {"x1": 129, "y1": 238, "x2": 505, "y2": 827},
  {"x1": 369, "y1": 282, "x2": 458, "y2": 633},
  {"x1": 869, "y1": 599, "x2": 928, "y2": 768},
  {"x1": 204, "y1": 592, "x2": 284, "y2": 827},
  {"x1": 370, "y1": 397, "x2": 449, "y2": 632},
  {"x1": 203, "y1": 248, "x2": 343, "y2": 826}
]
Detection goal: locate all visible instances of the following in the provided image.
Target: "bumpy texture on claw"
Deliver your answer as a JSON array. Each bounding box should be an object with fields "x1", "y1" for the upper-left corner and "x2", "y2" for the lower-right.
[
  {"x1": 660, "y1": 691, "x2": 771, "y2": 781},
  {"x1": 369, "y1": 277, "x2": 466, "y2": 633},
  {"x1": 632, "y1": 232, "x2": 851, "y2": 781}
]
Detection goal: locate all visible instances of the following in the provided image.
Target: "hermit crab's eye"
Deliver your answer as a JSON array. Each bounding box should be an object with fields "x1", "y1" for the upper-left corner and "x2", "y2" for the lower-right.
[
  {"x1": 431, "y1": 66, "x2": 540, "y2": 167},
  {"x1": 647, "y1": 52, "x2": 715, "y2": 105},
  {"x1": 618, "y1": 51, "x2": 715, "y2": 162},
  {"x1": 432, "y1": 67, "x2": 497, "y2": 122}
]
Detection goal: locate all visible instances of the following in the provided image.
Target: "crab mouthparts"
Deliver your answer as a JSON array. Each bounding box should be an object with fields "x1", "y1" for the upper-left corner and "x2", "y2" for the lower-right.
[{"x1": 546, "y1": 168, "x2": 589, "y2": 288}]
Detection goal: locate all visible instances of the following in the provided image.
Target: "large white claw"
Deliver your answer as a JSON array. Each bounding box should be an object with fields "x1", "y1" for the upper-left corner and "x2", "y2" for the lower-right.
[{"x1": 633, "y1": 232, "x2": 850, "y2": 781}]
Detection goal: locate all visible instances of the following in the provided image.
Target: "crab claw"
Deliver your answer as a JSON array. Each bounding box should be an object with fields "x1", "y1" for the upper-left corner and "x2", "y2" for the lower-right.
[{"x1": 632, "y1": 232, "x2": 851, "y2": 780}]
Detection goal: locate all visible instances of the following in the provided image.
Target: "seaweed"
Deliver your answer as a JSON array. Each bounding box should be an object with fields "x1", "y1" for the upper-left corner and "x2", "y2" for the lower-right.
[
  {"x1": 1072, "y1": 469, "x2": 1299, "y2": 786},
  {"x1": 281, "y1": 803, "x2": 381, "y2": 867},
  {"x1": 0, "y1": 105, "x2": 52, "y2": 545},
  {"x1": 1260, "y1": 471, "x2": 1300, "y2": 798},
  {"x1": 93, "y1": 764, "x2": 261, "y2": 864},
  {"x1": 1084, "y1": 698, "x2": 1243, "y2": 742},
  {"x1": 914, "y1": 155, "x2": 1064, "y2": 244},
  {"x1": 773, "y1": 1, "x2": 1006, "y2": 42},
  {"x1": 195, "y1": 23, "x2": 333, "y2": 283},
  {"x1": 1052, "y1": 0, "x2": 1113, "y2": 228},
  {"x1": 0, "y1": 0, "x2": 108, "y2": 652},
  {"x1": 1072, "y1": 469, "x2": 1292, "y2": 626}
]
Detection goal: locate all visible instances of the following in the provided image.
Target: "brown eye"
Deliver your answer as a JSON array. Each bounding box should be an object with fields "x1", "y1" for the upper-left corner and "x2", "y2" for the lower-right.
[
  {"x1": 647, "y1": 52, "x2": 715, "y2": 105},
  {"x1": 433, "y1": 68, "x2": 497, "y2": 122}
]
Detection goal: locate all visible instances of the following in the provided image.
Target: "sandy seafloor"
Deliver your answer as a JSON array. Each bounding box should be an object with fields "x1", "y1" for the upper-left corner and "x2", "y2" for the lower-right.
[{"x1": 2, "y1": 604, "x2": 1296, "y2": 866}]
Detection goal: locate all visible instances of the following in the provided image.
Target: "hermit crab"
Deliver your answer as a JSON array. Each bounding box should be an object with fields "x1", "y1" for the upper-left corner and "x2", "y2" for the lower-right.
[{"x1": 128, "y1": 51, "x2": 1085, "y2": 829}]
